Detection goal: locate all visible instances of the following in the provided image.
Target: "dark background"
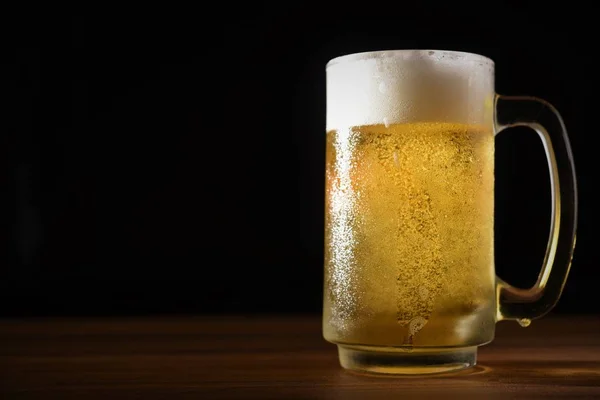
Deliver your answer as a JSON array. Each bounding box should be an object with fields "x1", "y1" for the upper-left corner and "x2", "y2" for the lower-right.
[{"x1": 3, "y1": 3, "x2": 597, "y2": 317}]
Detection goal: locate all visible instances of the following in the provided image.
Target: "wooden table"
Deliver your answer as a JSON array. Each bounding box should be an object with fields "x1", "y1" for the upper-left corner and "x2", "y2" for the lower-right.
[{"x1": 0, "y1": 315, "x2": 599, "y2": 399}]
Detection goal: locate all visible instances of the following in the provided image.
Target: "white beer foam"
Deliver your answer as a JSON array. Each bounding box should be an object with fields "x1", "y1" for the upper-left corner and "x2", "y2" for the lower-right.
[{"x1": 326, "y1": 50, "x2": 495, "y2": 131}]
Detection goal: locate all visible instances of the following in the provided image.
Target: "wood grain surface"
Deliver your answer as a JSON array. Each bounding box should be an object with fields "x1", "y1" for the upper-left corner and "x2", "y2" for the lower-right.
[{"x1": 0, "y1": 315, "x2": 599, "y2": 399}]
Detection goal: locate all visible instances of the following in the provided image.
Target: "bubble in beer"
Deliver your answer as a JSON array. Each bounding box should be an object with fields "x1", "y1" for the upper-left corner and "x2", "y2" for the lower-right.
[
  {"x1": 409, "y1": 316, "x2": 428, "y2": 336},
  {"x1": 418, "y1": 286, "x2": 430, "y2": 301}
]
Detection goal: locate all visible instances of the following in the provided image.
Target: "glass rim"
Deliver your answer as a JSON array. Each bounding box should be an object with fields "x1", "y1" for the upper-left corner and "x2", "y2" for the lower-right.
[{"x1": 326, "y1": 49, "x2": 495, "y2": 68}]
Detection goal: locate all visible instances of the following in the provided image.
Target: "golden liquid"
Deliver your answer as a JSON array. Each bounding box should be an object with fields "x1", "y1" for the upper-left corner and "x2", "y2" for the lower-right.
[{"x1": 323, "y1": 122, "x2": 496, "y2": 348}]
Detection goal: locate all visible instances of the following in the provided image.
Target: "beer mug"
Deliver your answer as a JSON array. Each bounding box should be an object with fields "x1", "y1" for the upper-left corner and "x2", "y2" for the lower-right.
[{"x1": 323, "y1": 50, "x2": 577, "y2": 375}]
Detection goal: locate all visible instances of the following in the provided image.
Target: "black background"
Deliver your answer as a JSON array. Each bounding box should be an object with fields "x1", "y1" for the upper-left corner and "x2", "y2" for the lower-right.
[{"x1": 3, "y1": 3, "x2": 597, "y2": 317}]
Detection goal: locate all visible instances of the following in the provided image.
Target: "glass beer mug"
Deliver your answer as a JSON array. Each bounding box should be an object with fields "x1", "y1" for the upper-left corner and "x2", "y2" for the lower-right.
[{"x1": 323, "y1": 50, "x2": 577, "y2": 375}]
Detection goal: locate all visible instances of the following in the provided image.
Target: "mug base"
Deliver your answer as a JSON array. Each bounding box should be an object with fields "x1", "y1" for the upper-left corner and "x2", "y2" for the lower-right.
[{"x1": 338, "y1": 344, "x2": 477, "y2": 375}]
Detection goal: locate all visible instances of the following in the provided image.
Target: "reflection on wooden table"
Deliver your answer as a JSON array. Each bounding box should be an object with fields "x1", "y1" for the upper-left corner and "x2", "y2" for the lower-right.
[{"x1": 0, "y1": 315, "x2": 599, "y2": 399}]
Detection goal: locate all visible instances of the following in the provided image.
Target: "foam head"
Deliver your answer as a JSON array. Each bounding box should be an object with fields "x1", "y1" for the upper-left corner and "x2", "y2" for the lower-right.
[{"x1": 326, "y1": 50, "x2": 495, "y2": 131}]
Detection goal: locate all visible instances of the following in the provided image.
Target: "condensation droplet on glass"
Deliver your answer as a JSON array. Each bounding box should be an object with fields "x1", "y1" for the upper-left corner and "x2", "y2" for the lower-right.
[
  {"x1": 518, "y1": 318, "x2": 531, "y2": 327},
  {"x1": 378, "y1": 81, "x2": 387, "y2": 94},
  {"x1": 383, "y1": 117, "x2": 390, "y2": 128},
  {"x1": 393, "y1": 151, "x2": 400, "y2": 167}
]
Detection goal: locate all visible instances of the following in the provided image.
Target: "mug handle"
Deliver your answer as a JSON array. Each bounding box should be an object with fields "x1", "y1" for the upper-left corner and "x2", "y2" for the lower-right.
[{"x1": 494, "y1": 95, "x2": 578, "y2": 326}]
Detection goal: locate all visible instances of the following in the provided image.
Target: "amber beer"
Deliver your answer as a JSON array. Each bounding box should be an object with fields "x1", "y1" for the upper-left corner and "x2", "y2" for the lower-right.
[{"x1": 323, "y1": 122, "x2": 496, "y2": 349}]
